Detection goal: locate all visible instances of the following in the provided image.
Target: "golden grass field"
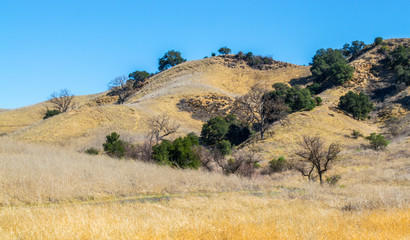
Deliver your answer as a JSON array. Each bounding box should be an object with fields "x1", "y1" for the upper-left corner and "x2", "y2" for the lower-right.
[
  {"x1": 0, "y1": 135, "x2": 409, "y2": 239},
  {"x1": 0, "y1": 39, "x2": 409, "y2": 239}
]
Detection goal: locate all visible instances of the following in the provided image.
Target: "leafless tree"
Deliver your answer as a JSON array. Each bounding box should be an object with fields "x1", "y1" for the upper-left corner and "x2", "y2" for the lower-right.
[
  {"x1": 214, "y1": 148, "x2": 261, "y2": 178},
  {"x1": 147, "y1": 113, "x2": 180, "y2": 144},
  {"x1": 233, "y1": 84, "x2": 288, "y2": 139},
  {"x1": 293, "y1": 136, "x2": 341, "y2": 185},
  {"x1": 134, "y1": 132, "x2": 155, "y2": 162},
  {"x1": 49, "y1": 88, "x2": 76, "y2": 113},
  {"x1": 108, "y1": 76, "x2": 133, "y2": 104}
]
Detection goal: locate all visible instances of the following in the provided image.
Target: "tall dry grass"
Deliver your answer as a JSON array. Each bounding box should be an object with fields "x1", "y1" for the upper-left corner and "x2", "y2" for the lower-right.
[
  {"x1": 0, "y1": 137, "x2": 266, "y2": 205},
  {"x1": 1, "y1": 194, "x2": 409, "y2": 239}
]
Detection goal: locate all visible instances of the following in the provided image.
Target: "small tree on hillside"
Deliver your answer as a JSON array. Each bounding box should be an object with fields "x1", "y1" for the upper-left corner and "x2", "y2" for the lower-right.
[
  {"x1": 108, "y1": 76, "x2": 133, "y2": 104},
  {"x1": 343, "y1": 40, "x2": 366, "y2": 59},
  {"x1": 293, "y1": 136, "x2": 341, "y2": 185},
  {"x1": 49, "y1": 88, "x2": 76, "y2": 113},
  {"x1": 218, "y1": 47, "x2": 231, "y2": 55},
  {"x1": 310, "y1": 48, "x2": 354, "y2": 89},
  {"x1": 128, "y1": 70, "x2": 150, "y2": 88},
  {"x1": 374, "y1": 37, "x2": 383, "y2": 46},
  {"x1": 158, "y1": 50, "x2": 186, "y2": 71},
  {"x1": 339, "y1": 91, "x2": 374, "y2": 120}
]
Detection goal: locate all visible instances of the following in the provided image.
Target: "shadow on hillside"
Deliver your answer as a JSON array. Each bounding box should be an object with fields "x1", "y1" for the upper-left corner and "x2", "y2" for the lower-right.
[
  {"x1": 289, "y1": 76, "x2": 312, "y2": 86},
  {"x1": 396, "y1": 96, "x2": 410, "y2": 110}
]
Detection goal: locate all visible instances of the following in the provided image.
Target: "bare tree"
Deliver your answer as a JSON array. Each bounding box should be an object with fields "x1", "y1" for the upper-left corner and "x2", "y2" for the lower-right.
[
  {"x1": 49, "y1": 88, "x2": 75, "y2": 113},
  {"x1": 147, "y1": 113, "x2": 180, "y2": 143},
  {"x1": 108, "y1": 76, "x2": 133, "y2": 104},
  {"x1": 214, "y1": 148, "x2": 261, "y2": 178},
  {"x1": 233, "y1": 84, "x2": 288, "y2": 139},
  {"x1": 293, "y1": 136, "x2": 341, "y2": 185}
]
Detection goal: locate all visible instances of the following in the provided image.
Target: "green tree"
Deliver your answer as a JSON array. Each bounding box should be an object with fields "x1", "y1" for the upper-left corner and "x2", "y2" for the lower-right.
[
  {"x1": 158, "y1": 50, "x2": 186, "y2": 71},
  {"x1": 374, "y1": 37, "x2": 383, "y2": 46},
  {"x1": 387, "y1": 45, "x2": 410, "y2": 86},
  {"x1": 269, "y1": 83, "x2": 316, "y2": 112},
  {"x1": 152, "y1": 133, "x2": 200, "y2": 169},
  {"x1": 343, "y1": 40, "x2": 366, "y2": 58},
  {"x1": 218, "y1": 47, "x2": 231, "y2": 55},
  {"x1": 366, "y1": 133, "x2": 390, "y2": 150},
  {"x1": 200, "y1": 116, "x2": 230, "y2": 146},
  {"x1": 310, "y1": 48, "x2": 354, "y2": 88},
  {"x1": 339, "y1": 91, "x2": 374, "y2": 120},
  {"x1": 128, "y1": 70, "x2": 150, "y2": 88},
  {"x1": 103, "y1": 132, "x2": 125, "y2": 158}
]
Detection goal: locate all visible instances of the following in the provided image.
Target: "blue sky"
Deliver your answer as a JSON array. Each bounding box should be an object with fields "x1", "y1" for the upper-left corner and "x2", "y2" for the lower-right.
[{"x1": 1, "y1": 0, "x2": 409, "y2": 109}]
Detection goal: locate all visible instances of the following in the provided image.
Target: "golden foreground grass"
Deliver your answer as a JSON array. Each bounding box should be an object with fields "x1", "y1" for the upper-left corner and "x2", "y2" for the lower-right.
[
  {"x1": 0, "y1": 136, "x2": 409, "y2": 239},
  {"x1": 1, "y1": 195, "x2": 409, "y2": 240}
]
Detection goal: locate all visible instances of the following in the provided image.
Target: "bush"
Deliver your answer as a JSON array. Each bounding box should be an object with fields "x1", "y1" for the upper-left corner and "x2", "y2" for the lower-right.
[
  {"x1": 103, "y1": 132, "x2": 125, "y2": 158},
  {"x1": 269, "y1": 156, "x2": 287, "y2": 173},
  {"x1": 352, "y1": 130, "x2": 363, "y2": 139},
  {"x1": 200, "y1": 116, "x2": 230, "y2": 146},
  {"x1": 128, "y1": 70, "x2": 150, "y2": 88},
  {"x1": 343, "y1": 40, "x2": 366, "y2": 58},
  {"x1": 85, "y1": 147, "x2": 99, "y2": 155},
  {"x1": 374, "y1": 37, "x2": 383, "y2": 46},
  {"x1": 315, "y1": 96, "x2": 323, "y2": 106},
  {"x1": 152, "y1": 133, "x2": 200, "y2": 169},
  {"x1": 218, "y1": 47, "x2": 231, "y2": 55},
  {"x1": 306, "y1": 83, "x2": 322, "y2": 95},
  {"x1": 326, "y1": 175, "x2": 341, "y2": 186},
  {"x1": 387, "y1": 45, "x2": 410, "y2": 86},
  {"x1": 269, "y1": 83, "x2": 316, "y2": 112},
  {"x1": 310, "y1": 48, "x2": 354, "y2": 88},
  {"x1": 366, "y1": 133, "x2": 390, "y2": 150},
  {"x1": 211, "y1": 52, "x2": 216, "y2": 57},
  {"x1": 339, "y1": 91, "x2": 374, "y2": 120},
  {"x1": 216, "y1": 140, "x2": 232, "y2": 156},
  {"x1": 43, "y1": 109, "x2": 61, "y2": 119}
]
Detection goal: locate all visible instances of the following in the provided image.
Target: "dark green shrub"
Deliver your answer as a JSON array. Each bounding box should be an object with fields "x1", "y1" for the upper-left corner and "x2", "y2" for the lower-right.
[
  {"x1": 85, "y1": 147, "x2": 99, "y2": 155},
  {"x1": 366, "y1": 133, "x2": 390, "y2": 150},
  {"x1": 311, "y1": 48, "x2": 354, "y2": 88},
  {"x1": 387, "y1": 45, "x2": 410, "y2": 86},
  {"x1": 43, "y1": 109, "x2": 61, "y2": 119},
  {"x1": 217, "y1": 140, "x2": 232, "y2": 156},
  {"x1": 158, "y1": 50, "x2": 186, "y2": 71},
  {"x1": 306, "y1": 83, "x2": 322, "y2": 95},
  {"x1": 374, "y1": 37, "x2": 383, "y2": 46},
  {"x1": 269, "y1": 83, "x2": 316, "y2": 112},
  {"x1": 103, "y1": 132, "x2": 125, "y2": 158},
  {"x1": 315, "y1": 96, "x2": 323, "y2": 106},
  {"x1": 218, "y1": 47, "x2": 231, "y2": 55},
  {"x1": 343, "y1": 40, "x2": 366, "y2": 58},
  {"x1": 152, "y1": 133, "x2": 200, "y2": 169},
  {"x1": 211, "y1": 52, "x2": 216, "y2": 57},
  {"x1": 339, "y1": 91, "x2": 374, "y2": 120},
  {"x1": 225, "y1": 123, "x2": 251, "y2": 146},
  {"x1": 269, "y1": 156, "x2": 287, "y2": 173},
  {"x1": 378, "y1": 44, "x2": 389, "y2": 54},
  {"x1": 128, "y1": 70, "x2": 150, "y2": 88},
  {"x1": 200, "y1": 116, "x2": 230, "y2": 146}
]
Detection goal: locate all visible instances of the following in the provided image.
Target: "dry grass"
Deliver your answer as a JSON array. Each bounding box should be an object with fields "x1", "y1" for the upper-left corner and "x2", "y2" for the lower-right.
[{"x1": 1, "y1": 195, "x2": 409, "y2": 240}]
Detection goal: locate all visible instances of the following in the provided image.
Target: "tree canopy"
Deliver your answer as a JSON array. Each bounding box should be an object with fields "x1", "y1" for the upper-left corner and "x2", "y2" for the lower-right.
[
  {"x1": 158, "y1": 50, "x2": 186, "y2": 71},
  {"x1": 342, "y1": 40, "x2": 366, "y2": 59},
  {"x1": 339, "y1": 91, "x2": 374, "y2": 120},
  {"x1": 387, "y1": 45, "x2": 410, "y2": 86},
  {"x1": 310, "y1": 48, "x2": 354, "y2": 89},
  {"x1": 218, "y1": 47, "x2": 231, "y2": 55}
]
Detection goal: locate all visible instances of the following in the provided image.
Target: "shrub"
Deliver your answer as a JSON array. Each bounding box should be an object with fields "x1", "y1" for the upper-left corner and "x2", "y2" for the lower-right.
[
  {"x1": 200, "y1": 116, "x2": 230, "y2": 146},
  {"x1": 43, "y1": 109, "x2": 61, "y2": 119},
  {"x1": 211, "y1": 52, "x2": 216, "y2": 57},
  {"x1": 306, "y1": 83, "x2": 322, "y2": 95},
  {"x1": 269, "y1": 156, "x2": 287, "y2": 173},
  {"x1": 366, "y1": 133, "x2": 390, "y2": 150},
  {"x1": 216, "y1": 140, "x2": 232, "y2": 156},
  {"x1": 315, "y1": 96, "x2": 323, "y2": 106},
  {"x1": 269, "y1": 83, "x2": 316, "y2": 112},
  {"x1": 103, "y1": 132, "x2": 125, "y2": 158},
  {"x1": 152, "y1": 133, "x2": 200, "y2": 169},
  {"x1": 378, "y1": 44, "x2": 389, "y2": 54},
  {"x1": 326, "y1": 175, "x2": 341, "y2": 186},
  {"x1": 128, "y1": 70, "x2": 150, "y2": 88},
  {"x1": 352, "y1": 130, "x2": 363, "y2": 139},
  {"x1": 310, "y1": 48, "x2": 354, "y2": 88},
  {"x1": 374, "y1": 37, "x2": 383, "y2": 46},
  {"x1": 387, "y1": 45, "x2": 410, "y2": 86},
  {"x1": 339, "y1": 91, "x2": 374, "y2": 120},
  {"x1": 343, "y1": 40, "x2": 366, "y2": 58},
  {"x1": 218, "y1": 47, "x2": 231, "y2": 55},
  {"x1": 85, "y1": 147, "x2": 99, "y2": 155}
]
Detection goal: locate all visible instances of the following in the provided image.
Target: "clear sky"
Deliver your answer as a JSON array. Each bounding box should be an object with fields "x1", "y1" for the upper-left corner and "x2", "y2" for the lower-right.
[{"x1": 1, "y1": 0, "x2": 409, "y2": 109}]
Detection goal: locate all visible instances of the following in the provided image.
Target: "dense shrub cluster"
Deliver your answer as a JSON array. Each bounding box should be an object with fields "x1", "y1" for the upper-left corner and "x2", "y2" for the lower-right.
[
  {"x1": 200, "y1": 114, "x2": 251, "y2": 155},
  {"x1": 43, "y1": 109, "x2": 61, "y2": 119},
  {"x1": 267, "y1": 83, "x2": 316, "y2": 112},
  {"x1": 310, "y1": 48, "x2": 354, "y2": 90},
  {"x1": 339, "y1": 91, "x2": 374, "y2": 120},
  {"x1": 387, "y1": 45, "x2": 410, "y2": 86},
  {"x1": 233, "y1": 51, "x2": 274, "y2": 69},
  {"x1": 152, "y1": 133, "x2": 200, "y2": 169}
]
